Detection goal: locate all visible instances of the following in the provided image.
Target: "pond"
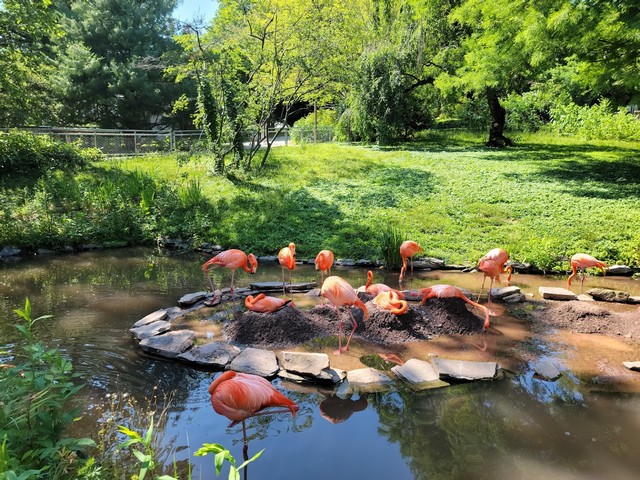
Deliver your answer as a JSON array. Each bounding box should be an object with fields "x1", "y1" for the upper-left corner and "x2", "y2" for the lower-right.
[{"x1": 2, "y1": 247, "x2": 640, "y2": 479}]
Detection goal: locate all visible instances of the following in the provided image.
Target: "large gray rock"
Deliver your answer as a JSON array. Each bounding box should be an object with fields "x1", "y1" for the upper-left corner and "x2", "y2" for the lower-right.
[
  {"x1": 228, "y1": 347, "x2": 279, "y2": 377},
  {"x1": 414, "y1": 258, "x2": 445, "y2": 269},
  {"x1": 0, "y1": 246, "x2": 21, "y2": 257},
  {"x1": 346, "y1": 367, "x2": 394, "y2": 393},
  {"x1": 502, "y1": 292, "x2": 527, "y2": 304},
  {"x1": 586, "y1": 288, "x2": 630, "y2": 303},
  {"x1": 607, "y1": 265, "x2": 634, "y2": 276},
  {"x1": 178, "y1": 291, "x2": 208, "y2": 307},
  {"x1": 249, "y1": 281, "x2": 316, "y2": 292},
  {"x1": 539, "y1": 287, "x2": 577, "y2": 301},
  {"x1": 432, "y1": 357, "x2": 499, "y2": 381},
  {"x1": 139, "y1": 330, "x2": 196, "y2": 358},
  {"x1": 392, "y1": 359, "x2": 449, "y2": 390},
  {"x1": 490, "y1": 286, "x2": 522, "y2": 300},
  {"x1": 629, "y1": 296, "x2": 640, "y2": 305},
  {"x1": 132, "y1": 309, "x2": 168, "y2": 328},
  {"x1": 577, "y1": 294, "x2": 595, "y2": 302},
  {"x1": 335, "y1": 258, "x2": 356, "y2": 266},
  {"x1": 177, "y1": 342, "x2": 241, "y2": 368},
  {"x1": 279, "y1": 351, "x2": 330, "y2": 377},
  {"x1": 130, "y1": 320, "x2": 172, "y2": 340}
]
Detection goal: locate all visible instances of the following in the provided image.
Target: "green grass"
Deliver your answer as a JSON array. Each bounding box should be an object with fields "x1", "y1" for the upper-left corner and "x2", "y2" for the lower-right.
[{"x1": 2, "y1": 130, "x2": 640, "y2": 271}]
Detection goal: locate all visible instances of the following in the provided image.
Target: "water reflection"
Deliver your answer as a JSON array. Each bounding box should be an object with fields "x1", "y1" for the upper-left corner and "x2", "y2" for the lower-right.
[{"x1": 319, "y1": 395, "x2": 368, "y2": 424}]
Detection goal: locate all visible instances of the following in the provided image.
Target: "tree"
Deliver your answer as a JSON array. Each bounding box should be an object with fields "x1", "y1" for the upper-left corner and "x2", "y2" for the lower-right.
[
  {"x1": 57, "y1": 0, "x2": 182, "y2": 128},
  {"x1": 0, "y1": 0, "x2": 63, "y2": 126}
]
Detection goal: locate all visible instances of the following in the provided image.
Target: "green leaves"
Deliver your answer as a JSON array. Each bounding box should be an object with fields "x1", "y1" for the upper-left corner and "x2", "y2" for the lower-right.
[{"x1": 194, "y1": 443, "x2": 264, "y2": 480}]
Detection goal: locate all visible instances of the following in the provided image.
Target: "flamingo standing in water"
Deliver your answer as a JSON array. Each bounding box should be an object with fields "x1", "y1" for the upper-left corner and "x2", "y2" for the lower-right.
[
  {"x1": 202, "y1": 249, "x2": 258, "y2": 303},
  {"x1": 478, "y1": 248, "x2": 512, "y2": 301},
  {"x1": 245, "y1": 293, "x2": 294, "y2": 313},
  {"x1": 373, "y1": 291, "x2": 408, "y2": 315},
  {"x1": 399, "y1": 240, "x2": 423, "y2": 282},
  {"x1": 365, "y1": 270, "x2": 404, "y2": 298},
  {"x1": 314, "y1": 250, "x2": 334, "y2": 285},
  {"x1": 278, "y1": 242, "x2": 296, "y2": 294},
  {"x1": 208, "y1": 371, "x2": 298, "y2": 450},
  {"x1": 420, "y1": 284, "x2": 490, "y2": 330},
  {"x1": 567, "y1": 253, "x2": 607, "y2": 288},
  {"x1": 321, "y1": 276, "x2": 369, "y2": 354}
]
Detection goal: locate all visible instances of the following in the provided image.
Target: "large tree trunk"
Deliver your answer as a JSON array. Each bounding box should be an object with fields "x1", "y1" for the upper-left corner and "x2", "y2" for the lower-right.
[{"x1": 485, "y1": 88, "x2": 513, "y2": 147}]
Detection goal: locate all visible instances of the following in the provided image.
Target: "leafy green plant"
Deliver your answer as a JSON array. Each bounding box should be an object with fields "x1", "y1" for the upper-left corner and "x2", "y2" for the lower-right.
[
  {"x1": 117, "y1": 417, "x2": 175, "y2": 480},
  {"x1": 379, "y1": 227, "x2": 404, "y2": 269},
  {"x1": 194, "y1": 443, "x2": 263, "y2": 480},
  {"x1": 0, "y1": 299, "x2": 95, "y2": 479}
]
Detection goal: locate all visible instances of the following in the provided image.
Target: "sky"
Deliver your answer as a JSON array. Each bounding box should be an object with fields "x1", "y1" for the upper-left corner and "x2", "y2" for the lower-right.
[{"x1": 173, "y1": 0, "x2": 218, "y2": 23}]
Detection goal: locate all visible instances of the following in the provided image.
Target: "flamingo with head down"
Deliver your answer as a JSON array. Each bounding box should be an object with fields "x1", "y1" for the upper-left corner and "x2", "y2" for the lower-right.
[
  {"x1": 365, "y1": 270, "x2": 405, "y2": 298},
  {"x1": 420, "y1": 284, "x2": 490, "y2": 331},
  {"x1": 278, "y1": 242, "x2": 296, "y2": 294},
  {"x1": 478, "y1": 248, "x2": 512, "y2": 301},
  {"x1": 202, "y1": 249, "x2": 258, "y2": 303},
  {"x1": 373, "y1": 291, "x2": 408, "y2": 315},
  {"x1": 321, "y1": 276, "x2": 369, "y2": 354},
  {"x1": 399, "y1": 240, "x2": 423, "y2": 282},
  {"x1": 314, "y1": 250, "x2": 334, "y2": 285},
  {"x1": 567, "y1": 253, "x2": 607, "y2": 288},
  {"x1": 245, "y1": 293, "x2": 294, "y2": 313}
]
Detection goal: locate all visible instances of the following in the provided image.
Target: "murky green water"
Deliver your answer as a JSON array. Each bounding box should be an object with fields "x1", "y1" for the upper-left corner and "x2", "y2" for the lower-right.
[{"x1": 2, "y1": 247, "x2": 640, "y2": 479}]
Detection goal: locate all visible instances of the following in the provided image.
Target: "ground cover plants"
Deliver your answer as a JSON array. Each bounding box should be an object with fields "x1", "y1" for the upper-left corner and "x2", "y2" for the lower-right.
[{"x1": 1, "y1": 130, "x2": 639, "y2": 272}]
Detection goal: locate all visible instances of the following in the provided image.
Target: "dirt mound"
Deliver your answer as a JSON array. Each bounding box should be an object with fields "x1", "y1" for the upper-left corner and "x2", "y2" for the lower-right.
[
  {"x1": 224, "y1": 297, "x2": 487, "y2": 348},
  {"x1": 536, "y1": 301, "x2": 640, "y2": 338}
]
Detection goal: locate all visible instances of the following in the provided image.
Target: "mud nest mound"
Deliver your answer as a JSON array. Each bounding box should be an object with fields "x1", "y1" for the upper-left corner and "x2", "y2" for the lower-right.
[
  {"x1": 224, "y1": 297, "x2": 486, "y2": 348},
  {"x1": 536, "y1": 301, "x2": 640, "y2": 338}
]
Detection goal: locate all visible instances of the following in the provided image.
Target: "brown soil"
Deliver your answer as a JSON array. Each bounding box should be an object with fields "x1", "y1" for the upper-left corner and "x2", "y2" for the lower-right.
[
  {"x1": 534, "y1": 301, "x2": 640, "y2": 339},
  {"x1": 224, "y1": 293, "x2": 485, "y2": 348}
]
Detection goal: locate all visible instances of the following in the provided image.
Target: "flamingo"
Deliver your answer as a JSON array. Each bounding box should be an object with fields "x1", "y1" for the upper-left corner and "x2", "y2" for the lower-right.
[
  {"x1": 202, "y1": 249, "x2": 258, "y2": 303},
  {"x1": 208, "y1": 371, "x2": 298, "y2": 450},
  {"x1": 373, "y1": 291, "x2": 408, "y2": 315},
  {"x1": 478, "y1": 248, "x2": 512, "y2": 301},
  {"x1": 419, "y1": 284, "x2": 490, "y2": 330},
  {"x1": 399, "y1": 240, "x2": 423, "y2": 282},
  {"x1": 567, "y1": 253, "x2": 607, "y2": 288},
  {"x1": 278, "y1": 242, "x2": 296, "y2": 294},
  {"x1": 365, "y1": 270, "x2": 405, "y2": 298},
  {"x1": 321, "y1": 276, "x2": 369, "y2": 354},
  {"x1": 245, "y1": 293, "x2": 294, "y2": 313},
  {"x1": 314, "y1": 249, "x2": 334, "y2": 285}
]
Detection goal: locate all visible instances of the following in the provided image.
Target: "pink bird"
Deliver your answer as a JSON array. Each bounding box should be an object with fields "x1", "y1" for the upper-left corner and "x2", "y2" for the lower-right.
[
  {"x1": 314, "y1": 249, "x2": 334, "y2": 285},
  {"x1": 245, "y1": 293, "x2": 294, "y2": 313},
  {"x1": 478, "y1": 248, "x2": 512, "y2": 300},
  {"x1": 420, "y1": 284, "x2": 490, "y2": 330},
  {"x1": 373, "y1": 291, "x2": 408, "y2": 315},
  {"x1": 278, "y1": 242, "x2": 296, "y2": 294},
  {"x1": 365, "y1": 270, "x2": 405, "y2": 298},
  {"x1": 202, "y1": 249, "x2": 258, "y2": 302},
  {"x1": 399, "y1": 240, "x2": 423, "y2": 282},
  {"x1": 321, "y1": 276, "x2": 369, "y2": 354},
  {"x1": 567, "y1": 253, "x2": 607, "y2": 288},
  {"x1": 208, "y1": 371, "x2": 298, "y2": 447}
]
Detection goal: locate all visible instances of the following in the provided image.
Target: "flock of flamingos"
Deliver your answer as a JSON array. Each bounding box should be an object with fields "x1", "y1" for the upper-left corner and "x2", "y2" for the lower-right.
[{"x1": 202, "y1": 241, "x2": 609, "y2": 443}]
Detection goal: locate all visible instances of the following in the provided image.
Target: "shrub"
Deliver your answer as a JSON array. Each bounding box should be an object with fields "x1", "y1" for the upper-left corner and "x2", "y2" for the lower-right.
[{"x1": 0, "y1": 130, "x2": 102, "y2": 175}]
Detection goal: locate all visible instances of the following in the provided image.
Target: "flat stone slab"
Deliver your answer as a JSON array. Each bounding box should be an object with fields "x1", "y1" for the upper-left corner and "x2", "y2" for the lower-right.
[
  {"x1": 533, "y1": 359, "x2": 562, "y2": 381},
  {"x1": 249, "y1": 281, "x2": 317, "y2": 292},
  {"x1": 607, "y1": 265, "x2": 634, "y2": 276},
  {"x1": 178, "y1": 291, "x2": 208, "y2": 307},
  {"x1": 177, "y1": 342, "x2": 241, "y2": 368},
  {"x1": 279, "y1": 351, "x2": 330, "y2": 377},
  {"x1": 490, "y1": 286, "x2": 522, "y2": 300},
  {"x1": 432, "y1": 357, "x2": 499, "y2": 381},
  {"x1": 629, "y1": 296, "x2": 640, "y2": 304},
  {"x1": 130, "y1": 320, "x2": 172, "y2": 340},
  {"x1": 577, "y1": 294, "x2": 595, "y2": 302},
  {"x1": 586, "y1": 288, "x2": 630, "y2": 303},
  {"x1": 623, "y1": 361, "x2": 640, "y2": 371},
  {"x1": 346, "y1": 367, "x2": 394, "y2": 393},
  {"x1": 539, "y1": 287, "x2": 577, "y2": 301},
  {"x1": 139, "y1": 330, "x2": 196, "y2": 358},
  {"x1": 503, "y1": 292, "x2": 527, "y2": 303},
  {"x1": 392, "y1": 359, "x2": 449, "y2": 390},
  {"x1": 133, "y1": 309, "x2": 168, "y2": 328},
  {"x1": 278, "y1": 367, "x2": 346, "y2": 384},
  {"x1": 228, "y1": 347, "x2": 279, "y2": 377}
]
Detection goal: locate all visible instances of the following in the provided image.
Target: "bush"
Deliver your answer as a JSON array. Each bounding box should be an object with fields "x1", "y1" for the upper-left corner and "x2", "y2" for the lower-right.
[{"x1": 0, "y1": 130, "x2": 102, "y2": 175}]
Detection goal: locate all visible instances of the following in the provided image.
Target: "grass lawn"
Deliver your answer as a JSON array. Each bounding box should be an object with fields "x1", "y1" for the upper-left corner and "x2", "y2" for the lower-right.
[{"x1": 103, "y1": 130, "x2": 640, "y2": 271}]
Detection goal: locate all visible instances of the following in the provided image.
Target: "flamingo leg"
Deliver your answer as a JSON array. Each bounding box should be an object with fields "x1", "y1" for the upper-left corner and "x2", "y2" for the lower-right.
[
  {"x1": 477, "y1": 275, "x2": 487, "y2": 302},
  {"x1": 281, "y1": 267, "x2": 286, "y2": 294},
  {"x1": 343, "y1": 310, "x2": 358, "y2": 352}
]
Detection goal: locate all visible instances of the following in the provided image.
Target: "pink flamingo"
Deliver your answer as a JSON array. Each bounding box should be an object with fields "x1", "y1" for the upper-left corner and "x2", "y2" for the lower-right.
[
  {"x1": 567, "y1": 253, "x2": 607, "y2": 288},
  {"x1": 321, "y1": 276, "x2": 369, "y2": 354},
  {"x1": 314, "y1": 249, "x2": 334, "y2": 285},
  {"x1": 399, "y1": 240, "x2": 423, "y2": 282},
  {"x1": 373, "y1": 291, "x2": 408, "y2": 315},
  {"x1": 478, "y1": 248, "x2": 512, "y2": 300},
  {"x1": 278, "y1": 242, "x2": 296, "y2": 294},
  {"x1": 420, "y1": 284, "x2": 490, "y2": 330},
  {"x1": 365, "y1": 270, "x2": 405, "y2": 298},
  {"x1": 202, "y1": 249, "x2": 258, "y2": 303},
  {"x1": 245, "y1": 293, "x2": 294, "y2": 313}
]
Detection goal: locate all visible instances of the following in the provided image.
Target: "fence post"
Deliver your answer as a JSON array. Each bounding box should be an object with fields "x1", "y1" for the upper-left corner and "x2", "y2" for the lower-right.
[
  {"x1": 171, "y1": 129, "x2": 175, "y2": 151},
  {"x1": 285, "y1": 126, "x2": 288, "y2": 146},
  {"x1": 93, "y1": 128, "x2": 97, "y2": 149},
  {"x1": 134, "y1": 131, "x2": 138, "y2": 155}
]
